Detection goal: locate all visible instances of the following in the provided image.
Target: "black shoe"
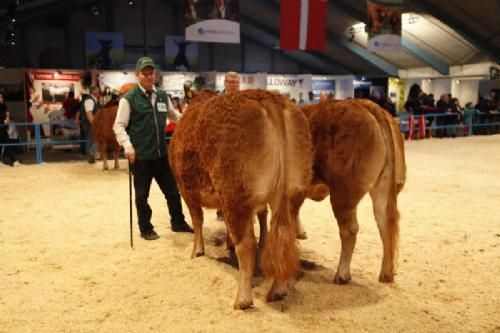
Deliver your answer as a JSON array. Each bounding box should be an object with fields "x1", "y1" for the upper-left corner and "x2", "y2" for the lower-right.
[
  {"x1": 140, "y1": 230, "x2": 160, "y2": 240},
  {"x1": 87, "y1": 155, "x2": 95, "y2": 164},
  {"x1": 171, "y1": 223, "x2": 194, "y2": 233}
]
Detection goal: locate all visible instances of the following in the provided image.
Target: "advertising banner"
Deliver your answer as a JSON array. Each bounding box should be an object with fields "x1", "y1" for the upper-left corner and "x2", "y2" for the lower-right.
[
  {"x1": 215, "y1": 72, "x2": 267, "y2": 92},
  {"x1": 266, "y1": 74, "x2": 312, "y2": 104},
  {"x1": 185, "y1": 0, "x2": 240, "y2": 43},
  {"x1": 162, "y1": 72, "x2": 216, "y2": 98},
  {"x1": 367, "y1": 0, "x2": 402, "y2": 52},
  {"x1": 311, "y1": 76, "x2": 335, "y2": 101},
  {"x1": 96, "y1": 70, "x2": 138, "y2": 105},
  {"x1": 25, "y1": 69, "x2": 84, "y2": 137},
  {"x1": 85, "y1": 32, "x2": 125, "y2": 69}
]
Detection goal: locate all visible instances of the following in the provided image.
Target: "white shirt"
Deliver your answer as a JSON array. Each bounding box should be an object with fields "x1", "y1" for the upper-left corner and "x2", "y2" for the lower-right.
[
  {"x1": 84, "y1": 95, "x2": 97, "y2": 112},
  {"x1": 113, "y1": 84, "x2": 181, "y2": 150}
]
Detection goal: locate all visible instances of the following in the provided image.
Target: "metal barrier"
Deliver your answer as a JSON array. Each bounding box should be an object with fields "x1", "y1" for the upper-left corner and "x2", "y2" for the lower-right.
[
  {"x1": 0, "y1": 121, "x2": 173, "y2": 164},
  {"x1": 399, "y1": 112, "x2": 500, "y2": 139}
]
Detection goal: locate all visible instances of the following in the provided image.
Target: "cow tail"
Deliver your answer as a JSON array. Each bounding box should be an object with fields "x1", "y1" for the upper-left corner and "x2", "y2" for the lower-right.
[
  {"x1": 362, "y1": 101, "x2": 400, "y2": 269},
  {"x1": 260, "y1": 101, "x2": 299, "y2": 283}
]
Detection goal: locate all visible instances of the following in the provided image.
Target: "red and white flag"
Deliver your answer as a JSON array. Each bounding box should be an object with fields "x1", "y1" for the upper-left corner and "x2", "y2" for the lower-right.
[{"x1": 280, "y1": 0, "x2": 328, "y2": 51}]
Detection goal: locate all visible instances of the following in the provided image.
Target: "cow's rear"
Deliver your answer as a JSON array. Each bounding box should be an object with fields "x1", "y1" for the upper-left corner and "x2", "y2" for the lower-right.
[
  {"x1": 92, "y1": 105, "x2": 121, "y2": 170},
  {"x1": 301, "y1": 99, "x2": 406, "y2": 283},
  {"x1": 169, "y1": 89, "x2": 312, "y2": 309}
]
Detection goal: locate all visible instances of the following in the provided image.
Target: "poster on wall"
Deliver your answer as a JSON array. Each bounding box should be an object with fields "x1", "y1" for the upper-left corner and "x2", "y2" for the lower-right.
[
  {"x1": 215, "y1": 72, "x2": 267, "y2": 92},
  {"x1": 162, "y1": 72, "x2": 216, "y2": 99},
  {"x1": 25, "y1": 70, "x2": 84, "y2": 137},
  {"x1": 311, "y1": 77, "x2": 336, "y2": 101},
  {"x1": 85, "y1": 32, "x2": 125, "y2": 69},
  {"x1": 185, "y1": 0, "x2": 240, "y2": 43},
  {"x1": 366, "y1": 0, "x2": 402, "y2": 52},
  {"x1": 266, "y1": 74, "x2": 312, "y2": 103},
  {"x1": 96, "y1": 71, "x2": 138, "y2": 105},
  {"x1": 165, "y1": 35, "x2": 198, "y2": 72}
]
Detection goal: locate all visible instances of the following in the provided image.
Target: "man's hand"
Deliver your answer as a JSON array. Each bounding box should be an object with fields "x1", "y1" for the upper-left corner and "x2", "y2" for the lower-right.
[{"x1": 125, "y1": 146, "x2": 136, "y2": 164}]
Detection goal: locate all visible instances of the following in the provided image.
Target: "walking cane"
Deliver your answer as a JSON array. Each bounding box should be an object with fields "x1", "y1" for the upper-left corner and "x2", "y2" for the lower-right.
[{"x1": 128, "y1": 160, "x2": 134, "y2": 248}]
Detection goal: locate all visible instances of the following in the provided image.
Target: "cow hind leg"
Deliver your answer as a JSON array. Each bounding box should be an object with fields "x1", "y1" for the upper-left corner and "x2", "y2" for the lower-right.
[
  {"x1": 369, "y1": 178, "x2": 399, "y2": 283},
  {"x1": 290, "y1": 193, "x2": 307, "y2": 239},
  {"x1": 100, "y1": 144, "x2": 108, "y2": 170},
  {"x1": 187, "y1": 204, "x2": 205, "y2": 258},
  {"x1": 331, "y1": 194, "x2": 360, "y2": 285},
  {"x1": 256, "y1": 207, "x2": 268, "y2": 249},
  {"x1": 228, "y1": 211, "x2": 256, "y2": 310}
]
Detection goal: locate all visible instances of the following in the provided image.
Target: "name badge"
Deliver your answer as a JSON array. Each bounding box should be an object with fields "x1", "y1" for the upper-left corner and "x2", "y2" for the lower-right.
[{"x1": 157, "y1": 102, "x2": 167, "y2": 112}]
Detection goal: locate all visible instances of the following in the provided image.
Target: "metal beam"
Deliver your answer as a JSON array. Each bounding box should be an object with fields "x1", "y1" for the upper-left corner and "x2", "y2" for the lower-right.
[
  {"x1": 330, "y1": 0, "x2": 449, "y2": 75},
  {"x1": 241, "y1": 33, "x2": 319, "y2": 74},
  {"x1": 401, "y1": 38, "x2": 449, "y2": 75},
  {"x1": 333, "y1": 34, "x2": 399, "y2": 76},
  {"x1": 409, "y1": 0, "x2": 500, "y2": 63}
]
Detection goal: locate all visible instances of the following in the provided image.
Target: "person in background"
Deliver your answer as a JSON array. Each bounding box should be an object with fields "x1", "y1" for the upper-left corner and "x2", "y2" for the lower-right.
[
  {"x1": 0, "y1": 93, "x2": 17, "y2": 166},
  {"x1": 165, "y1": 96, "x2": 184, "y2": 136},
  {"x1": 463, "y1": 102, "x2": 477, "y2": 130},
  {"x1": 222, "y1": 71, "x2": 240, "y2": 93},
  {"x1": 113, "y1": 57, "x2": 193, "y2": 240},
  {"x1": 75, "y1": 86, "x2": 100, "y2": 163},
  {"x1": 62, "y1": 91, "x2": 80, "y2": 120},
  {"x1": 435, "y1": 93, "x2": 452, "y2": 137}
]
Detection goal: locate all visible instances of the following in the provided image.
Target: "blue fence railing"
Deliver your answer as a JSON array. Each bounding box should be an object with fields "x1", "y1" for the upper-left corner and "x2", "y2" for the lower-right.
[
  {"x1": 398, "y1": 111, "x2": 500, "y2": 138},
  {"x1": 0, "y1": 121, "x2": 173, "y2": 164}
]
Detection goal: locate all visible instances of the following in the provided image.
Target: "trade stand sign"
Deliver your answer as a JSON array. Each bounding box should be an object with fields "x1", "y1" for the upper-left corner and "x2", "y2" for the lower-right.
[{"x1": 266, "y1": 74, "x2": 312, "y2": 104}]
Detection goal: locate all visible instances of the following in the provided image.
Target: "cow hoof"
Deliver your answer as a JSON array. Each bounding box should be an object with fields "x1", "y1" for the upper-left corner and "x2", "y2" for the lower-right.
[
  {"x1": 191, "y1": 251, "x2": 205, "y2": 258},
  {"x1": 379, "y1": 273, "x2": 394, "y2": 283},
  {"x1": 266, "y1": 290, "x2": 287, "y2": 303},
  {"x1": 233, "y1": 300, "x2": 253, "y2": 310},
  {"x1": 333, "y1": 273, "x2": 351, "y2": 285},
  {"x1": 296, "y1": 232, "x2": 307, "y2": 240}
]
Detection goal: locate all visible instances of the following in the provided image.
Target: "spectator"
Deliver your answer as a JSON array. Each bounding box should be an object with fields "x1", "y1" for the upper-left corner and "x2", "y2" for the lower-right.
[
  {"x1": 62, "y1": 91, "x2": 80, "y2": 120},
  {"x1": 0, "y1": 93, "x2": 17, "y2": 166},
  {"x1": 463, "y1": 102, "x2": 476, "y2": 129},
  {"x1": 165, "y1": 97, "x2": 183, "y2": 136},
  {"x1": 404, "y1": 84, "x2": 424, "y2": 115},
  {"x1": 75, "y1": 87, "x2": 100, "y2": 163},
  {"x1": 113, "y1": 56, "x2": 193, "y2": 240},
  {"x1": 436, "y1": 94, "x2": 452, "y2": 137}
]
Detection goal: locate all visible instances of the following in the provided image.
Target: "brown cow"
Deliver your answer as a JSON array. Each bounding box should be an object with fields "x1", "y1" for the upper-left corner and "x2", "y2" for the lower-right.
[
  {"x1": 301, "y1": 99, "x2": 406, "y2": 284},
  {"x1": 169, "y1": 89, "x2": 313, "y2": 309},
  {"x1": 92, "y1": 83, "x2": 136, "y2": 170}
]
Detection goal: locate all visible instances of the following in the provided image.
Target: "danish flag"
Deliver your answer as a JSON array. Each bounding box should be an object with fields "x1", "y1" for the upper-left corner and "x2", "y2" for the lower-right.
[{"x1": 280, "y1": 0, "x2": 328, "y2": 51}]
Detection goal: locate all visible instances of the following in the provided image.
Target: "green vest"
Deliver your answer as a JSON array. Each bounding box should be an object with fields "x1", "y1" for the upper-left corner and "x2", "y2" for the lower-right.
[
  {"x1": 80, "y1": 94, "x2": 99, "y2": 126},
  {"x1": 124, "y1": 86, "x2": 169, "y2": 160}
]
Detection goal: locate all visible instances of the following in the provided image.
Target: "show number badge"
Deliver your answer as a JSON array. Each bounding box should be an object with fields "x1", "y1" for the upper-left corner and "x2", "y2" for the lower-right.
[{"x1": 157, "y1": 102, "x2": 167, "y2": 112}]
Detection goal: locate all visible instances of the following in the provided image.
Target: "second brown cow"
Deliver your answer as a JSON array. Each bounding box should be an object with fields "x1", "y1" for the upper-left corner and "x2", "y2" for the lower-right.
[{"x1": 301, "y1": 99, "x2": 406, "y2": 284}]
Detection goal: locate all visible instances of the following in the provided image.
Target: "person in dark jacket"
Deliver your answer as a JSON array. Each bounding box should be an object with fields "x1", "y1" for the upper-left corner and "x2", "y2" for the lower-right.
[{"x1": 0, "y1": 93, "x2": 17, "y2": 166}]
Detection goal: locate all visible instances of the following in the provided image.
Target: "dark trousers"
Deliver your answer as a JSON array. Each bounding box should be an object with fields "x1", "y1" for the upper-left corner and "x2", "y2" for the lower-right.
[
  {"x1": 0, "y1": 129, "x2": 16, "y2": 165},
  {"x1": 133, "y1": 155, "x2": 186, "y2": 233}
]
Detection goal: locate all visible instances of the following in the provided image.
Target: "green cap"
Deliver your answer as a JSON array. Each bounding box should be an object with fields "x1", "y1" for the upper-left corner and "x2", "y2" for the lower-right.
[{"x1": 136, "y1": 56, "x2": 156, "y2": 71}]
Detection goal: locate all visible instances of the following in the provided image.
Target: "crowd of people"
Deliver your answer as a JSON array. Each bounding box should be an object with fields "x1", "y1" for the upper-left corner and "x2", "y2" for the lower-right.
[{"x1": 404, "y1": 83, "x2": 500, "y2": 137}]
